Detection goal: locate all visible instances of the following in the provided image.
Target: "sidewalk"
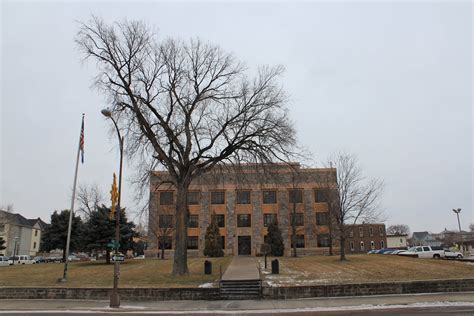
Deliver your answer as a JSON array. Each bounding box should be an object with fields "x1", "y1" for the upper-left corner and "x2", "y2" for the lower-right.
[
  {"x1": 0, "y1": 292, "x2": 473, "y2": 313},
  {"x1": 221, "y1": 256, "x2": 260, "y2": 281}
]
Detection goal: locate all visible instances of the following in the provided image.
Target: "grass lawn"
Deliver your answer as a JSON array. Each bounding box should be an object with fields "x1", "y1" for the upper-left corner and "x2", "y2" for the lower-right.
[
  {"x1": 258, "y1": 254, "x2": 474, "y2": 287},
  {"x1": 0, "y1": 257, "x2": 231, "y2": 288}
]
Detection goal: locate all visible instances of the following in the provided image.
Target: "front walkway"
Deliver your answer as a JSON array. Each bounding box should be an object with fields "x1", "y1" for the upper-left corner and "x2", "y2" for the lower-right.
[{"x1": 221, "y1": 256, "x2": 260, "y2": 281}]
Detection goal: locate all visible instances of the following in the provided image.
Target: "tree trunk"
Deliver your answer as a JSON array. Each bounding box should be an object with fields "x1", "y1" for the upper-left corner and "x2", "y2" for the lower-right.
[
  {"x1": 292, "y1": 202, "x2": 297, "y2": 257},
  {"x1": 161, "y1": 245, "x2": 165, "y2": 260},
  {"x1": 172, "y1": 182, "x2": 189, "y2": 275},
  {"x1": 328, "y1": 221, "x2": 334, "y2": 256},
  {"x1": 106, "y1": 249, "x2": 111, "y2": 264},
  {"x1": 339, "y1": 236, "x2": 346, "y2": 261}
]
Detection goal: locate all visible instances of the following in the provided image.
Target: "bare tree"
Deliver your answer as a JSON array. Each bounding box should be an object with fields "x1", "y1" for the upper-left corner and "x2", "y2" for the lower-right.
[
  {"x1": 76, "y1": 184, "x2": 105, "y2": 219},
  {"x1": 76, "y1": 17, "x2": 296, "y2": 275},
  {"x1": 0, "y1": 204, "x2": 14, "y2": 213},
  {"x1": 386, "y1": 224, "x2": 410, "y2": 236},
  {"x1": 323, "y1": 153, "x2": 384, "y2": 261},
  {"x1": 148, "y1": 208, "x2": 175, "y2": 260}
]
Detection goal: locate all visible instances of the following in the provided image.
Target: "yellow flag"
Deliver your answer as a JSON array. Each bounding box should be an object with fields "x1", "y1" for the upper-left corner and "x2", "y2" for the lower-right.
[{"x1": 110, "y1": 173, "x2": 118, "y2": 220}]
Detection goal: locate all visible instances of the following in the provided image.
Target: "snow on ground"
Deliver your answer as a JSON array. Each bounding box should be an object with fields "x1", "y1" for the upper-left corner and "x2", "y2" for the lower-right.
[{"x1": 198, "y1": 282, "x2": 215, "y2": 288}]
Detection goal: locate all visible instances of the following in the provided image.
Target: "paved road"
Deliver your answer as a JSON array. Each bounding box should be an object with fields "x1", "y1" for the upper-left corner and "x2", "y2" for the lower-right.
[
  {"x1": 1, "y1": 292, "x2": 474, "y2": 315},
  {"x1": 221, "y1": 256, "x2": 260, "y2": 281}
]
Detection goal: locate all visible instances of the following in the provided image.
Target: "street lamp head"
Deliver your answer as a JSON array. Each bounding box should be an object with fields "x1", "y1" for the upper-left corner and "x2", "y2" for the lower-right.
[
  {"x1": 452, "y1": 208, "x2": 461, "y2": 214},
  {"x1": 101, "y1": 109, "x2": 112, "y2": 118}
]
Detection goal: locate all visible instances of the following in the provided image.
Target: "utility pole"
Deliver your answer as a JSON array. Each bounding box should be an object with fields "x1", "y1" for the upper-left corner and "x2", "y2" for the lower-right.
[{"x1": 452, "y1": 208, "x2": 464, "y2": 253}]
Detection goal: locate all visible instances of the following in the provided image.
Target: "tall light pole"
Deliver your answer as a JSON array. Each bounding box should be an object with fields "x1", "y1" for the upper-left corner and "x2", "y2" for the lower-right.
[
  {"x1": 102, "y1": 109, "x2": 124, "y2": 308},
  {"x1": 12, "y1": 237, "x2": 19, "y2": 265},
  {"x1": 452, "y1": 208, "x2": 464, "y2": 253}
]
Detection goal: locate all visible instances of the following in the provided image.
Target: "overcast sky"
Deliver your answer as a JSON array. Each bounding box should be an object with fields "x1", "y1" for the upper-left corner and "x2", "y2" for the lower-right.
[{"x1": 1, "y1": 1, "x2": 472, "y2": 233}]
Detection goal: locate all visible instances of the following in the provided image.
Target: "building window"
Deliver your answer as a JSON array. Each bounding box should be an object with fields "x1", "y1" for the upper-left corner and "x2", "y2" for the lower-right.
[
  {"x1": 236, "y1": 190, "x2": 251, "y2": 204},
  {"x1": 359, "y1": 227, "x2": 364, "y2": 237},
  {"x1": 263, "y1": 214, "x2": 277, "y2": 227},
  {"x1": 159, "y1": 215, "x2": 174, "y2": 228},
  {"x1": 290, "y1": 213, "x2": 304, "y2": 226},
  {"x1": 187, "y1": 191, "x2": 200, "y2": 205},
  {"x1": 159, "y1": 191, "x2": 173, "y2": 205},
  {"x1": 0, "y1": 224, "x2": 4, "y2": 233},
  {"x1": 221, "y1": 236, "x2": 225, "y2": 249},
  {"x1": 314, "y1": 190, "x2": 327, "y2": 203},
  {"x1": 289, "y1": 189, "x2": 303, "y2": 203},
  {"x1": 360, "y1": 241, "x2": 365, "y2": 251},
  {"x1": 369, "y1": 227, "x2": 374, "y2": 237},
  {"x1": 211, "y1": 191, "x2": 225, "y2": 204},
  {"x1": 350, "y1": 241, "x2": 355, "y2": 251},
  {"x1": 213, "y1": 214, "x2": 225, "y2": 228},
  {"x1": 315, "y1": 212, "x2": 328, "y2": 226},
  {"x1": 262, "y1": 190, "x2": 277, "y2": 204},
  {"x1": 349, "y1": 229, "x2": 354, "y2": 238},
  {"x1": 379, "y1": 226, "x2": 384, "y2": 236},
  {"x1": 35, "y1": 230, "x2": 38, "y2": 237},
  {"x1": 370, "y1": 241, "x2": 375, "y2": 250},
  {"x1": 237, "y1": 214, "x2": 251, "y2": 227},
  {"x1": 159, "y1": 236, "x2": 172, "y2": 249},
  {"x1": 33, "y1": 242, "x2": 37, "y2": 249},
  {"x1": 380, "y1": 240, "x2": 385, "y2": 248},
  {"x1": 291, "y1": 235, "x2": 305, "y2": 248},
  {"x1": 187, "y1": 236, "x2": 198, "y2": 249},
  {"x1": 317, "y1": 234, "x2": 330, "y2": 247},
  {"x1": 400, "y1": 238, "x2": 403, "y2": 243},
  {"x1": 188, "y1": 215, "x2": 199, "y2": 228}
]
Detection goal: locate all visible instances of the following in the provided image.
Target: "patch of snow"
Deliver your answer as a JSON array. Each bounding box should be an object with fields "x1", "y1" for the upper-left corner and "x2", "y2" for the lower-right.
[{"x1": 198, "y1": 282, "x2": 215, "y2": 288}]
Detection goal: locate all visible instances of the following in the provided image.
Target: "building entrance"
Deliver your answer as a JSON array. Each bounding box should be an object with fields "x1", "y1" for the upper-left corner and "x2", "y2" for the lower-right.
[{"x1": 238, "y1": 236, "x2": 251, "y2": 255}]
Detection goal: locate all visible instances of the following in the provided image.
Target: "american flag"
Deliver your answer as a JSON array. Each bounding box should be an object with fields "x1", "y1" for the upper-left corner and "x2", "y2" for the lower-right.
[{"x1": 80, "y1": 115, "x2": 85, "y2": 163}]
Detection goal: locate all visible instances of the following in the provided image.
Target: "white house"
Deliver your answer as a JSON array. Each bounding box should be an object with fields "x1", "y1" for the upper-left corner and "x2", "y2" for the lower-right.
[
  {"x1": 0, "y1": 210, "x2": 48, "y2": 256},
  {"x1": 386, "y1": 234, "x2": 408, "y2": 249}
]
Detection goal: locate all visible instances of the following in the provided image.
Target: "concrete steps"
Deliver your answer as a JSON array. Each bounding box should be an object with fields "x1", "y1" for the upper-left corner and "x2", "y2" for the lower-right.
[{"x1": 219, "y1": 279, "x2": 261, "y2": 300}]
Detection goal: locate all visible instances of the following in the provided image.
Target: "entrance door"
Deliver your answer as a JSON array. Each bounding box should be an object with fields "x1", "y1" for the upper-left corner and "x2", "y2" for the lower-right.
[{"x1": 238, "y1": 236, "x2": 251, "y2": 255}]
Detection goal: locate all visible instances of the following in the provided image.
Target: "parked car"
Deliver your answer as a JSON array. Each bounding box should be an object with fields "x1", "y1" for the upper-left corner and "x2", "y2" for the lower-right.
[
  {"x1": 398, "y1": 246, "x2": 445, "y2": 259},
  {"x1": 0, "y1": 256, "x2": 10, "y2": 266},
  {"x1": 67, "y1": 255, "x2": 81, "y2": 262},
  {"x1": 390, "y1": 250, "x2": 405, "y2": 255},
  {"x1": 33, "y1": 256, "x2": 47, "y2": 263},
  {"x1": 8, "y1": 255, "x2": 35, "y2": 265},
  {"x1": 366, "y1": 250, "x2": 377, "y2": 254},
  {"x1": 444, "y1": 250, "x2": 463, "y2": 259}
]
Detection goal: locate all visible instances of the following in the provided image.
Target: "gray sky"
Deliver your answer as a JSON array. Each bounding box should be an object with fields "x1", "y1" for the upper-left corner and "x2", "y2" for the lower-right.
[{"x1": 1, "y1": 1, "x2": 472, "y2": 233}]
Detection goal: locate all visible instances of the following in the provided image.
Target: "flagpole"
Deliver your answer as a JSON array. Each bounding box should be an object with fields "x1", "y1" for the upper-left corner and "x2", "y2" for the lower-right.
[{"x1": 60, "y1": 114, "x2": 84, "y2": 282}]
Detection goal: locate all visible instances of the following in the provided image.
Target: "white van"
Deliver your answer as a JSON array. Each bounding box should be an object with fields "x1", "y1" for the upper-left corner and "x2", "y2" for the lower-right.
[
  {"x1": 0, "y1": 256, "x2": 10, "y2": 266},
  {"x1": 8, "y1": 255, "x2": 35, "y2": 265}
]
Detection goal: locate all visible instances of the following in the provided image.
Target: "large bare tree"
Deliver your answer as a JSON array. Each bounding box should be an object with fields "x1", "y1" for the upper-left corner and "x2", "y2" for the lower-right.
[
  {"x1": 76, "y1": 183, "x2": 105, "y2": 219},
  {"x1": 323, "y1": 153, "x2": 384, "y2": 261},
  {"x1": 76, "y1": 17, "x2": 296, "y2": 275},
  {"x1": 386, "y1": 224, "x2": 410, "y2": 236}
]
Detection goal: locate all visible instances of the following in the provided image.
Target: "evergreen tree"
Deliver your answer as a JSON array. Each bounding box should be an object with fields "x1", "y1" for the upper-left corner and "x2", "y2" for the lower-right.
[
  {"x1": 83, "y1": 205, "x2": 136, "y2": 263},
  {"x1": 203, "y1": 213, "x2": 223, "y2": 257},
  {"x1": 0, "y1": 237, "x2": 6, "y2": 252},
  {"x1": 267, "y1": 220, "x2": 284, "y2": 256},
  {"x1": 40, "y1": 210, "x2": 84, "y2": 261}
]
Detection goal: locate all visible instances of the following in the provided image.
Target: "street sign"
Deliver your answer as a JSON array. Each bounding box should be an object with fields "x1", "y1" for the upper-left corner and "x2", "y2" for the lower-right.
[
  {"x1": 107, "y1": 240, "x2": 120, "y2": 248},
  {"x1": 112, "y1": 255, "x2": 125, "y2": 262}
]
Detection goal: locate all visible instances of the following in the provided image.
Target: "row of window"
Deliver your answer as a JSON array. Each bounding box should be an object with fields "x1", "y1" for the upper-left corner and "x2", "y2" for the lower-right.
[
  {"x1": 159, "y1": 189, "x2": 329, "y2": 205},
  {"x1": 348, "y1": 226, "x2": 385, "y2": 237},
  {"x1": 349, "y1": 240, "x2": 385, "y2": 251},
  {"x1": 159, "y1": 234, "x2": 331, "y2": 250},
  {"x1": 158, "y1": 212, "x2": 330, "y2": 228}
]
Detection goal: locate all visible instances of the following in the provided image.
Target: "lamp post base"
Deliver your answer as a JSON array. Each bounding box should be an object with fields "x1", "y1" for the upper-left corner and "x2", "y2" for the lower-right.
[{"x1": 109, "y1": 291, "x2": 120, "y2": 308}]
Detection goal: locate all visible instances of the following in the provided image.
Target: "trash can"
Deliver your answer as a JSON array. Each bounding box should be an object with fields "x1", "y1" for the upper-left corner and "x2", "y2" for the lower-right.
[
  {"x1": 271, "y1": 259, "x2": 279, "y2": 274},
  {"x1": 204, "y1": 260, "x2": 212, "y2": 275}
]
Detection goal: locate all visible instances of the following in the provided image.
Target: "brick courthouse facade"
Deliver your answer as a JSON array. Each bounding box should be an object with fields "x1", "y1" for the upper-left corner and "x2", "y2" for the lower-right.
[{"x1": 148, "y1": 163, "x2": 336, "y2": 256}]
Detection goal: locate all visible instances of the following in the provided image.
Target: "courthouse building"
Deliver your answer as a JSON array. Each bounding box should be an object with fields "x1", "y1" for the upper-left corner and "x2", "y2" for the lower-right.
[{"x1": 148, "y1": 163, "x2": 336, "y2": 256}]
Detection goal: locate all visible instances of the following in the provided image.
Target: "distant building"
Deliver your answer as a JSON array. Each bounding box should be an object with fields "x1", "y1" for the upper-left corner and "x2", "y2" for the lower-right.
[
  {"x1": 386, "y1": 234, "x2": 408, "y2": 249},
  {"x1": 0, "y1": 210, "x2": 48, "y2": 256},
  {"x1": 410, "y1": 231, "x2": 441, "y2": 247},
  {"x1": 345, "y1": 223, "x2": 387, "y2": 254},
  {"x1": 148, "y1": 163, "x2": 336, "y2": 256}
]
